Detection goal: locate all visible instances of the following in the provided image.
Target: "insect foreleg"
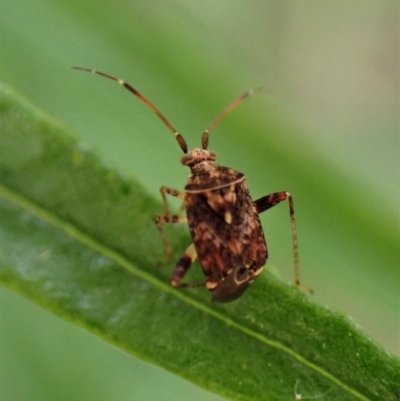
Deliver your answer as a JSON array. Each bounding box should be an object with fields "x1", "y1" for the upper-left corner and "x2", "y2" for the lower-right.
[
  {"x1": 155, "y1": 186, "x2": 186, "y2": 260},
  {"x1": 159, "y1": 186, "x2": 185, "y2": 216}
]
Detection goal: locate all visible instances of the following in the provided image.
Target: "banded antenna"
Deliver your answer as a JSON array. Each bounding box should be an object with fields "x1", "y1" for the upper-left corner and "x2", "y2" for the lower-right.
[
  {"x1": 201, "y1": 87, "x2": 264, "y2": 149},
  {"x1": 72, "y1": 67, "x2": 263, "y2": 152},
  {"x1": 72, "y1": 66, "x2": 188, "y2": 153}
]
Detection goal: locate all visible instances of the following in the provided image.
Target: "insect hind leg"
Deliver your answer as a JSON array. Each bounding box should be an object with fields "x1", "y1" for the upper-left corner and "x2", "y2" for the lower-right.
[{"x1": 254, "y1": 191, "x2": 312, "y2": 293}]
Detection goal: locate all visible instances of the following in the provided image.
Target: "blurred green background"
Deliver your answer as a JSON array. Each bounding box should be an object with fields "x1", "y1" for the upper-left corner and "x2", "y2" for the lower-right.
[{"x1": 0, "y1": 1, "x2": 398, "y2": 400}]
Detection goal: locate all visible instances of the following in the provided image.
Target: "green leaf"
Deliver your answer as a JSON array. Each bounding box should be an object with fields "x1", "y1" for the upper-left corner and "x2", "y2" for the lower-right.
[{"x1": 0, "y1": 84, "x2": 399, "y2": 401}]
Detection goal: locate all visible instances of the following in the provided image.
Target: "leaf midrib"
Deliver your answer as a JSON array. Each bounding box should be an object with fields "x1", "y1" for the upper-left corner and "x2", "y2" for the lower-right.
[{"x1": 0, "y1": 182, "x2": 371, "y2": 401}]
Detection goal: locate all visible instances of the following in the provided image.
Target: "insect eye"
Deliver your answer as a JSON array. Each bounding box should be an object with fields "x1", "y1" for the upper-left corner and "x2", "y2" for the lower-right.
[
  {"x1": 208, "y1": 151, "x2": 217, "y2": 160},
  {"x1": 180, "y1": 153, "x2": 194, "y2": 166}
]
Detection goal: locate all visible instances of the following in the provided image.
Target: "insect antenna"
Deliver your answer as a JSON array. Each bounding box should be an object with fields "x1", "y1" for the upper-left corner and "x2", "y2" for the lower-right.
[
  {"x1": 201, "y1": 87, "x2": 264, "y2": 149},
  {"x1": 72, "y1": 66, "x2": 188, "y2": 153}
]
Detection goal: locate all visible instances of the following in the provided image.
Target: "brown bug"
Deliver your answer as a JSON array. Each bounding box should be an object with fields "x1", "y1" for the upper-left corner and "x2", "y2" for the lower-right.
[{"x1": 73, "y1": 66, "x2": 306, "y2": 302}]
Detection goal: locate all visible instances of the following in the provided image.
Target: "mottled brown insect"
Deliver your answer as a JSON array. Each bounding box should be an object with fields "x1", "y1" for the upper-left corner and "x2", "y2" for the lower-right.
[{"x1": 73, "y1": 66, "x2": 306, "y2": 302}]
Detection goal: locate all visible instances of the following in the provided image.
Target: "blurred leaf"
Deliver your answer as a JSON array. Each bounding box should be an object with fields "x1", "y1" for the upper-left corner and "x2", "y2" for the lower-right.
[{"x1": 1, "y1": 84, "x2": 399, "y2": 401}]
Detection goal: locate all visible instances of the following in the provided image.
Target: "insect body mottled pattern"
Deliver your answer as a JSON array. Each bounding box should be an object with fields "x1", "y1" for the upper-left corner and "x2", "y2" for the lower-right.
[
  {"x1": 185, "y1": 162, "x2": 267, "y2": 302},
  {"x1": 73, "y1": 66, "x2": 306, "y2": 302}
]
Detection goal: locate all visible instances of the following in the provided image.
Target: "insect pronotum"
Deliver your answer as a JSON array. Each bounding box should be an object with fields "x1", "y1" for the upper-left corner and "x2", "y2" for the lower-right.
[{"x1": 73, "y1": 66, "x2": 308, "y2": 302}]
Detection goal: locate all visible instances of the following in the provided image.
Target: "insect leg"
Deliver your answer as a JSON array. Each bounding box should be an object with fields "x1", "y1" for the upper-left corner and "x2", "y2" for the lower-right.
[
  {"x1": 159, "y1": 185, "x2": 185, "y2": 216},
  {"x1": 156, "y1": 186, "x2": 186, "y2": 260},
  {"x1": 171, "y1": 243, "x2": 205, "y2": 288},
  {"x1": 254, "y1": 191, "x2": 293, "y2": 213},
  {"x1": 254, "y1": 191, "x2": 311, "y2": 292}
]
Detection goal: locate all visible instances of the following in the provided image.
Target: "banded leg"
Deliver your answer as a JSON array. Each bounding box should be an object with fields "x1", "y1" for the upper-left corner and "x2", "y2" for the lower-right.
[
  {"x1": 156, "y1": 186, "x2": 186, "y2": 259},
  {"x1": 171, "y1": 243, "x2": 205, "y2": 288},
  {"x1": 254, "y1": 191, "x2": 310, "y2": 292},
  {"x1": 158, "y1": 185, "x2": 185, "y2": 216}
]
